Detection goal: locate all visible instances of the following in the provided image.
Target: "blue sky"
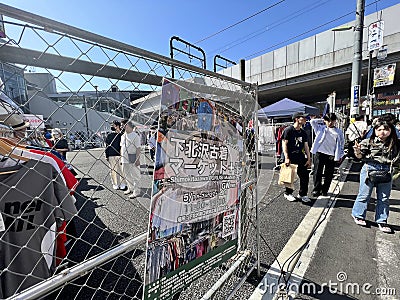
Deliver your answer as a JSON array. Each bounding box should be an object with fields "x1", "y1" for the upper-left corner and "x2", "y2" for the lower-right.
[{"x1": 1, "y1": 0, "x2": 399, "y2": 71}]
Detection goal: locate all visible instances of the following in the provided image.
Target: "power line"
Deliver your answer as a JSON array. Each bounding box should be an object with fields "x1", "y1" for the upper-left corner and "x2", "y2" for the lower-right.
[
  {"x1": 206, "y1": 0, "x2": 331, "y2": 60},
  {"x1": 244, "y1": 0, "x2": 385, "y2": 59},
  {"x1": 194, "y1": 0, "x2": 286, "y2": 45}
]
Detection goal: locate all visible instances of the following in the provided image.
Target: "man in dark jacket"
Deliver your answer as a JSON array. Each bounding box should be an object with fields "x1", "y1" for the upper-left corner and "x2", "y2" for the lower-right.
[{"x1": 105, "y1": 120, "x2": 127, "y2": 190}]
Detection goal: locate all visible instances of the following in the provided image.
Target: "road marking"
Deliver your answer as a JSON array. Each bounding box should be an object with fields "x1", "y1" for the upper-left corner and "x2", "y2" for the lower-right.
[{"x1": 250, "y1": 160, "x2": 349, "y2": 300}]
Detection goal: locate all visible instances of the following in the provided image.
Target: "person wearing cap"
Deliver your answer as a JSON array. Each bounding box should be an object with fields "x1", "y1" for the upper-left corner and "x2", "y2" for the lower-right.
[
  {"x1": 105, "y1": 120, "x2": 127, "y2": 190},
  {"x1": 310, "y1": 112, "x2": 345, "y2": 197},
  {"x1": 281, "y1": 112, "x2": 312, "y2": 203}
]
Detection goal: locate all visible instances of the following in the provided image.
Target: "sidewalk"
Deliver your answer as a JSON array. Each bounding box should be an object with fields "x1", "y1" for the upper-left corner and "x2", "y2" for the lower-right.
[{"x1": 251, "y1": 159, "x2": 400, "y2": 300}]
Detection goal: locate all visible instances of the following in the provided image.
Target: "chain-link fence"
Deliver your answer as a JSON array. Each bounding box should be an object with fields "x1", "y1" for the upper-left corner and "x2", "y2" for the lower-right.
[{"x1": 0, "y1": 4, "x2": 262, "y2": 299}]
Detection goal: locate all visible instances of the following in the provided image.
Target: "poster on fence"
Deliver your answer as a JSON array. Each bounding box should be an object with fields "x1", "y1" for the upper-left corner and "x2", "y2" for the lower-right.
[
  {"x1": 373, "y1": 63, "x2": 396, "y2": 87},
  {"x1": 143, "y1": 79, "x2": 243, "y2": 299}
]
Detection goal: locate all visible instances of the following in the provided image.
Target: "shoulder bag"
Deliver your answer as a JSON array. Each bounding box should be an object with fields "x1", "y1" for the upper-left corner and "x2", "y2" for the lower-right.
[
  {"x1": 367, "y1": 165, "x2": 392, "y2": 184},
  {"x1": 124, "y1": 135, "x2": 137, "y2": 163}
]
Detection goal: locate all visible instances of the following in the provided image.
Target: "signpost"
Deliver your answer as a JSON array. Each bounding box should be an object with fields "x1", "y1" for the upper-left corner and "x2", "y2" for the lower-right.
[
  {"x1": 368, "y1": 21, "x2": 384, "y2": 51},
  {"x1": 377, "y1": 45, "x2": 388, "y2": 61},
  {"x1": 350, "y1": 85, "x2": 360, "y2": 116}
]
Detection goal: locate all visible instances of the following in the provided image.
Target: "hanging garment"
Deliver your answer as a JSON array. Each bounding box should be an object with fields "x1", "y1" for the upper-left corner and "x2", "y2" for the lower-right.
[{"x1": 0, "y1": 160, "x2": 77, "y2": 298}]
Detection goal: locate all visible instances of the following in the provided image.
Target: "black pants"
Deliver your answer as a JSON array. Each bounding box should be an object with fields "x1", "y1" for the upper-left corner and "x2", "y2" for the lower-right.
[
  {"x1": 150, "y1": 147, "x2": 155, "y2": 161},
  {"x1": 347, "y1": 140, "x2": 355, "y2": 158},
  {"x1": 313, "y1": 152, "x2": 336, "y2": 194},
  {"x1": 286, "y1": 160, "x2": 309, "y2": 197}
]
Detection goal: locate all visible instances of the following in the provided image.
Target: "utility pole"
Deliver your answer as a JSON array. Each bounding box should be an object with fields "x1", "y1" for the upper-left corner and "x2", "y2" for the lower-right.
[{"x1": 350, "y1": 0, "x2": 365, "y2": 117}]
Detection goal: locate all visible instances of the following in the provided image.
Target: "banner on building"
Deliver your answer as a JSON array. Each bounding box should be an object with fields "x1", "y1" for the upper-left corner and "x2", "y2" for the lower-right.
[
  {"x1": 373, "y1": 63, "x2": 396, "y2": 87},
  {"x1": 144, "y1": 79, "x2": 243, "y2": 300},
  {"x1": 23, "y1": 114, "x2": 45, "y2": 129}
]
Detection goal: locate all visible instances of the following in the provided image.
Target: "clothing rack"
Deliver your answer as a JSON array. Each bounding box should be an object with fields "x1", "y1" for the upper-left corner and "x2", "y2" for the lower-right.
[
  {"x1": 262, "y1": 121, "x2": 315, "y2": 169},
  {"x1": 188, "y1": 235, "x2": 209, "y2": 248},
  {"x1": 148, "y1": 232, "x2": 185, "y2": 248}
]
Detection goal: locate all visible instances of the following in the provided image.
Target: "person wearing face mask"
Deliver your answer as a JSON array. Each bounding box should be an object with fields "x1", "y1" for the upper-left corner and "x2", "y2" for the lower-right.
[
  {"x1": 310, "y1": 113, "x2": 345, "y2": 197},
  {"x1": 105, "y1": 120, "x2": 127, "y2": 190},
  {"x1": 352, "y1": 120, "x2": 400, "y2": 233}
]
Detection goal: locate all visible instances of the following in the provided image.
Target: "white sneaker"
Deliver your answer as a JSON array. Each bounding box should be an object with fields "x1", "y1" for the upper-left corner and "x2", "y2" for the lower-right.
[
  {"x1": 284, "y1": 194, "x2": 297, "y2": 202},
  {"x1": 119, "y1": 184, "x2": 127, "y2": 190},
  {"x1": 129, "y1": 192, "x2": 139, "y2": 199},
  {"x1": 112, "y1": 185, "x2": 119, "y2": 190},
  {"x1": 299, "y1": 195, "x2": 311, "y2": 203}
]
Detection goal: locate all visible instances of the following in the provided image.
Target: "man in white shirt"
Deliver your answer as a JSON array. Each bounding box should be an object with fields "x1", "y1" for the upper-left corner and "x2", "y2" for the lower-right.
[
  {"x1": 120, "y1": 120, "x2": 142, "y2": 198},
  {"x1": 310, "y1": 113, "x2": 345, "y2": 197}
]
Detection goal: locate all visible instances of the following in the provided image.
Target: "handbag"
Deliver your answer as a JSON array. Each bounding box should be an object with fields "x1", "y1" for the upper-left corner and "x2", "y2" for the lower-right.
[
  {"x1": 124, "y1": 135, "x2": 137, "y2": 164},
  {"x1": 367, "y1": 164, "x2": 392, "y2": 184}
]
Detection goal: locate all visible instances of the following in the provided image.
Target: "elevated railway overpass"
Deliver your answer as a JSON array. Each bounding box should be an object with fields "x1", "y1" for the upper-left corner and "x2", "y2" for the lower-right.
[{"x1": 221, "y1": 3, "x2": 400, "y2": 112}]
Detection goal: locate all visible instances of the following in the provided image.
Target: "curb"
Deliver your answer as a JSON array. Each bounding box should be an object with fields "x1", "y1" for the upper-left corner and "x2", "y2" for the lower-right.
[{"x1": 249, "y1": 158, "x2": 352, "y2": 300}]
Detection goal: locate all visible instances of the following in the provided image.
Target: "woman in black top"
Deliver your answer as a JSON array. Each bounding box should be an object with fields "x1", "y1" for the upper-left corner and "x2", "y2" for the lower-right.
[{"x1": 51, "y1": 128, "x2": 69, "y2": 160}]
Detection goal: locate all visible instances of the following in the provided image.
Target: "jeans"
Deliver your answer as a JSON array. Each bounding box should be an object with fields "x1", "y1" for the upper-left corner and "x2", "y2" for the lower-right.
[
  {"x1": 312, "y1": 152, "x2": 336, "y2": 194},
  {"x1": 352, "y1": 163, "x2": 392, "y2": 223}
]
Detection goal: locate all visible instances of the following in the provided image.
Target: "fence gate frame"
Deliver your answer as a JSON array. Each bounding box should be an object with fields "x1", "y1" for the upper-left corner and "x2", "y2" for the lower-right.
[{"x1": 0, "y1": 3, "x2": 261, "y2": 299}]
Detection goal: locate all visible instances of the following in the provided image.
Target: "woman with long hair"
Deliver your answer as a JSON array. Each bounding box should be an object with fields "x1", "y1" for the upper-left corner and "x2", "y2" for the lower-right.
[{"x1": 352, "y1": 120, "x2": 400, "y2": 233}]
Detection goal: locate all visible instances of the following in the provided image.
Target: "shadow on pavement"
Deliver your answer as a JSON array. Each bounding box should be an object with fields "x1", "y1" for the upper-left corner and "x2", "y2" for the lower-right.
[{"x1": 44, "y1": 180, "x2": 145, "y2": 299}]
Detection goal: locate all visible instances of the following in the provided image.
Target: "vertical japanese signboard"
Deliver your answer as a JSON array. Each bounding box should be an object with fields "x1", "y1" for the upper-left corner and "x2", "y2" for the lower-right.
[
  {"x1": 144, "y1": 79, "x2": 243, "y2": 299},
  {"x1": 368, "y1": 20, "x2": 384, "y2": 51}
]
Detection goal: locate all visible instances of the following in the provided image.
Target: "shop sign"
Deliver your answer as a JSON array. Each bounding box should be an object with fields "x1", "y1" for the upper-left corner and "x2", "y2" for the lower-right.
[
  {"x1": 23, "y1": 114, "x2": 45, "y2": 129},
  {"x1": 373, "y1": 63, "x2": 396, "y2": 87}
]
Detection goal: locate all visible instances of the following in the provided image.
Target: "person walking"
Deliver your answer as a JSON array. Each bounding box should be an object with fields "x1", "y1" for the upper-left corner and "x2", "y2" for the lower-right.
[
  {"x1": 105, "y1": 120, "x2": 127, "y2": 190},
  {"x1": 51, "y1": 128, "x2": 69, "y2": 160},
  {"x1": 281, "y1": 112, "x2": 312, "y2": 203},
  {"x1": 120, "y1": 120, "x2": 142, "y2": 198},
  {"x1": 148, "y1": 129, "x2": 157, "y2": 161},
  {"x1": 345, "y1": 114, "x2": 368, "y2": 159},
  {"x1": 351, "y1": 120, "x2": 400, "y2": 233},
  {"x1": 310, "y1": 113, "x2": 345, "y2": 197}
]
